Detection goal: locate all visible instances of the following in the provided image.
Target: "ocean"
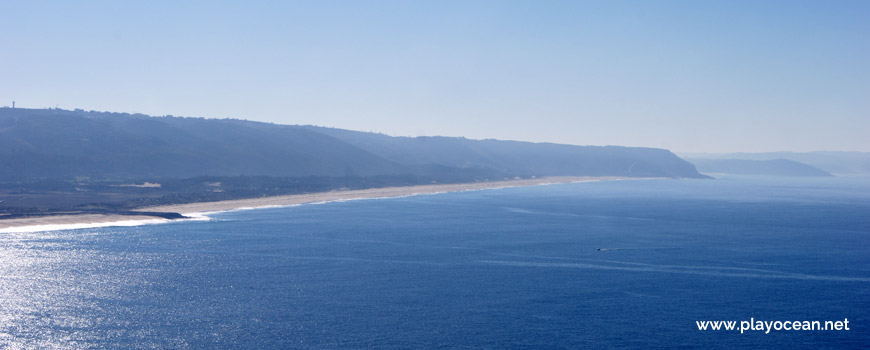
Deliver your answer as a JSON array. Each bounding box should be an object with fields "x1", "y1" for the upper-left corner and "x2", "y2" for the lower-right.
[{"x1": 1, "y1": 176, "x2": 868, "y2": 349}]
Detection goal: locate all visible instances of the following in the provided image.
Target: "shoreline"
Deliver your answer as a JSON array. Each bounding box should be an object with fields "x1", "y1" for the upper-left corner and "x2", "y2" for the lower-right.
[{"x1": 0, "y1": 176, "x2": 640, "y2": 233}]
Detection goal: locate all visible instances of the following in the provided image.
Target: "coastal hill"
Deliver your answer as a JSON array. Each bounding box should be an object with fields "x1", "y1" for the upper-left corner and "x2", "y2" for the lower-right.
[
  {"x1": 305, "y1": 126, "x2": 705, "y2": 179},
  {"x1": 687, "y1": 158, "x2": 834, "y2": 177},
  {"x1": 0, "y1": 107, "x2": 706, "y2": 217},
  {"x1": 681, "y1": 152, "x2": 870, "y2": 176},
  {"x1": 1, "y1": 107, "x2": 706, "y2": 181}
]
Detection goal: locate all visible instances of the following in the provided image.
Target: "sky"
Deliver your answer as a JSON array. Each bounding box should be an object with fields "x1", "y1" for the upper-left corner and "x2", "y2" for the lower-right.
[{"x1": 1, "y1": 0, "x2": 868, "y2": 153}]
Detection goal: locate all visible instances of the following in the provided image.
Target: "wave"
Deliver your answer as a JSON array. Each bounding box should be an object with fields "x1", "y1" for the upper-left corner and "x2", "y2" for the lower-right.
[
  {"x1": 187, "y1": 204, "x2": 303, "y2": 216},
  {"x1": 0, "y1": 214, "x2": 211, "y2": 234}
]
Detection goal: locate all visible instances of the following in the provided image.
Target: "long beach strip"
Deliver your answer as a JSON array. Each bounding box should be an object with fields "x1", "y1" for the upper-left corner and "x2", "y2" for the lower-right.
[{"x1": 0, "y1": 176, "x2": 633, "y2": 232}]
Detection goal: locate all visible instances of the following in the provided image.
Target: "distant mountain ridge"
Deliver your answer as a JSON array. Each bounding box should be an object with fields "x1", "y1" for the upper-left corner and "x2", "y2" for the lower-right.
[
  {"x1": 687, "y1": 158, "x2": 834, "y2": 177},
  {"x1": 0, "y1": 108, "x2": 707, "y2": 181},
  {"x1": 681, "y1": 152, "x2": 870, "y2": 176}
]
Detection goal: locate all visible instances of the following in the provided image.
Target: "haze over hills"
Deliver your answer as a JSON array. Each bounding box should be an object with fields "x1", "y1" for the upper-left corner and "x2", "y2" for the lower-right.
[
  {"x1": 304, "y1": 126, "x2": 705, "y2": 179},
  {"x1": 0, "y1": 107, "x2": 706, "y2": 181},
  {"x1": 681, "y1": 152, "x2": 870, "y2": 176},
  {"x1": 686, "y1": 158, "x2": 834, "y2": 177}
]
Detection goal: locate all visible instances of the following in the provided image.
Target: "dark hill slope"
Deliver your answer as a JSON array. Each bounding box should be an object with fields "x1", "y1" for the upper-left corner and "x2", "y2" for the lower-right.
[
  {"x1": 0, "y1": 109, "x2": 400, "y2": 180},
  {"x1": 0, "y1": 108, "x2": 707, "y2": 181}
]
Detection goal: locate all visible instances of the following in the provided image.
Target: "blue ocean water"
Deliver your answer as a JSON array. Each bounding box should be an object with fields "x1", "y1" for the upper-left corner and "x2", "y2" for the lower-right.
[{"x1": 1, "y1": 176, "x2": 868, "y2": 349}]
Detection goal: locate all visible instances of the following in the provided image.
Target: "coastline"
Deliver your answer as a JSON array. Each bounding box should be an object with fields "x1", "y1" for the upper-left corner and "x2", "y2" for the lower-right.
[{"x1": 0, "y1": 176, "x2": 637, "y2": 232}]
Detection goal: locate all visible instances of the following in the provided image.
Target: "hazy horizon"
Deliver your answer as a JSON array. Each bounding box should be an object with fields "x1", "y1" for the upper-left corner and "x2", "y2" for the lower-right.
[{"x1": 2, "y1": 1, "x2": 868, "y2": 153}]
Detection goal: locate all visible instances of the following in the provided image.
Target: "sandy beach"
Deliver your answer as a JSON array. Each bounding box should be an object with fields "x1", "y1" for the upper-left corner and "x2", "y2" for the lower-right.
[{"x1": 0, "y1": 176, "x2": 630, "y2": 232}]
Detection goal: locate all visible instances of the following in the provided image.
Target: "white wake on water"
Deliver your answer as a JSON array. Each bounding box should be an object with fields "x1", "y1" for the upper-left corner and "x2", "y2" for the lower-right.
[{"x1": 479, "y1": 260, "x2": 870, "y2": 282}]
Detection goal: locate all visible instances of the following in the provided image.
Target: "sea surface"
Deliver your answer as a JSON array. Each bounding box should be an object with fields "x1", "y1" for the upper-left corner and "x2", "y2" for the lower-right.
[{"x1": 1, "y1": 176, "x2": 868, "y2": 349}]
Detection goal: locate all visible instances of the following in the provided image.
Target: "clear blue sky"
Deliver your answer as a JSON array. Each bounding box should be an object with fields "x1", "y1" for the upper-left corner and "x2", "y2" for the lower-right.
[{"x1": 2, "y1": 0, "x2": 868, "y2": 152}]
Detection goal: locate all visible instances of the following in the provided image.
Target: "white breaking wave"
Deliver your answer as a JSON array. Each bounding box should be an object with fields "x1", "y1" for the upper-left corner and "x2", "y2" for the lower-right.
[
  {"x1": 186, "y1": 204, "x2": 302, "y2": 216},
  {"x1": 0, "y1": 214, "x2": 211, "y2": 234}
]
